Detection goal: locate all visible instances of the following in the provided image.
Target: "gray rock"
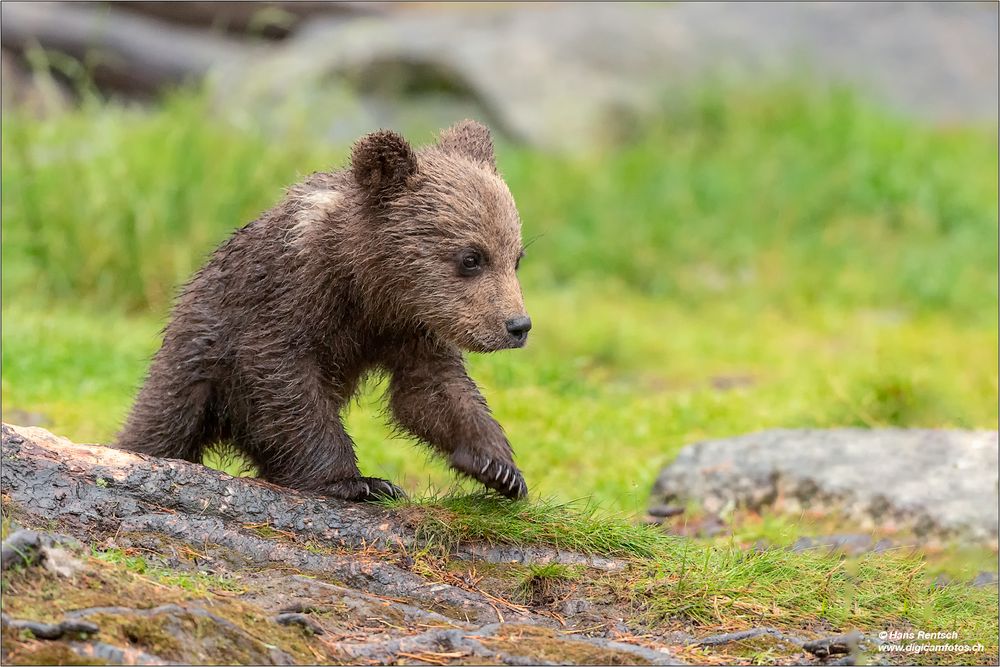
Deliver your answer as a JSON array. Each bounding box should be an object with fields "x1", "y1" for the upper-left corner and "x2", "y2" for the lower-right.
[
  {"x1": 803, "y1": 632, "x2": 862, "y2": 661},
  {"x1": 651, "y1": 429, "x2": 999, "y2": 544},
  {"x1": 971, "y1": 571, "x2": 998, "y2": 588},
  {"x1": 1, "y1": 529, "x2": 82, "y2": 571},
  {"x1": 1, "y1": 2, "x2": 255, "y2": 93},
  {"x1": 791, "y1": 534, "x2": 876, "y2": 555},
  {"x1": 214, "y1": 2, "x2": 997, "y2": 151}
]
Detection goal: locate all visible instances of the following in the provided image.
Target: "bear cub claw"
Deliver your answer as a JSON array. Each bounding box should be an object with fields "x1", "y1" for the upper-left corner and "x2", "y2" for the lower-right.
[
  {"x1": 320, "y1": 477, "x2": 407, "y2": 502},
  {"x1": 451, "y1": 451, "x2": 528, "y2": 500}
]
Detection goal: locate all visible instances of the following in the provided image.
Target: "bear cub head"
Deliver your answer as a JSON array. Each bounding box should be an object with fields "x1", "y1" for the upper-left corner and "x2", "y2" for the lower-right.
[{"x1": 350, "y1": 120, "x2": 530, "y2": 353}]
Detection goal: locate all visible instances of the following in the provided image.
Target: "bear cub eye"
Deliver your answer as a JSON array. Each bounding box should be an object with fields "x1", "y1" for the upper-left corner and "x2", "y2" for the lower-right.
[{"x1": 458, "y1": 249, "x2": 483, "y2": 276}]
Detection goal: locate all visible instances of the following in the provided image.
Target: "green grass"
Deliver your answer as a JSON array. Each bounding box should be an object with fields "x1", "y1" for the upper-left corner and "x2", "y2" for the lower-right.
[
  {"x1": 639, "y1": 545, "x2": 997, "y2": 648},
  {"x1": 397, "y1": 495, "x2": 997, "y2": 660},
  {"x1": 394, "y1": 494, "x2": 669, "y2": 558},
  {"x1": 2, "y1": 84, "x2": 996, "y2": 319},
  {"x1": 702, "y1": 508, "x2": 1000, "y2": 584},
  {"x1": 3, "y1": 296, "x2": 995, "y2": 516},
  {"x1": 92, "y1": 547, "x2": 246, "y2": 595}
]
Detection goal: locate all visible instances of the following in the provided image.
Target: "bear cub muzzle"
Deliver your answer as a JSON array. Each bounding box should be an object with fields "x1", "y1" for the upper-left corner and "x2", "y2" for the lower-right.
[
  {"x1": 505, "y1": 316, "x2": 532, "y2": 347},
  {"x1": 115, "y1": 120, "x2": 532, "y2": 502}
]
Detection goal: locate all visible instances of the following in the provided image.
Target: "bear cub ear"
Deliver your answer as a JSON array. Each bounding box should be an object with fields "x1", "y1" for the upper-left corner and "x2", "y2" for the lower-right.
[
  {"x1": 351, "y1": 129, "x2": 419, "y2": 202},
  {"x1": 438, "y1": 119, "x2": 496, "y2": 171}
]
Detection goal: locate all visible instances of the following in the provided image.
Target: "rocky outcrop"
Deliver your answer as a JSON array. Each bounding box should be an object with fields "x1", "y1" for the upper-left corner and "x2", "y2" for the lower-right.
[{"x1": 651, "y1": 428, "x2": 999, "y2": 545}]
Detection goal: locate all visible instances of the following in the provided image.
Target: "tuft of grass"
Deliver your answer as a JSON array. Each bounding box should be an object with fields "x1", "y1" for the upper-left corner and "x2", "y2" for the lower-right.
[
  {"x1": 393, "y1": 493, "x2": 669, "y2": 559},
  {"x1": 523, "y1": 562, "x2": 580, "y2": 581},
  {"x1": 515, "y1": 562, "x2": 581, "y2": 605}
]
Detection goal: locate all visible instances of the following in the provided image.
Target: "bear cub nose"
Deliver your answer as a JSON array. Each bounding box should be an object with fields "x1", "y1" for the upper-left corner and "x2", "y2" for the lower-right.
[{"x1": 505, "y1": 316, "x2": 532, "y2": 342}]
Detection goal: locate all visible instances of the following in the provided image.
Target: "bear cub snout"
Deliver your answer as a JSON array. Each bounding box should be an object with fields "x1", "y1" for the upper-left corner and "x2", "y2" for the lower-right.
[
  {"x1": 116, "y1": 120, "x2": 531, "y2": 501},
  {"x1": 505, "y1": 316, "x2": 532, "y2": 346}
]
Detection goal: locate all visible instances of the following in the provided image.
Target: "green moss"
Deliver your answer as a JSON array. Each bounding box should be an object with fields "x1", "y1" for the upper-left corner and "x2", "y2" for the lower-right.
[
  {"x1": 242, "y1": 523, "x2": 284, "y2": 540},
  {"x1": 96, "y1": 613, "x2": 182, "y2": 659},
  {"x1": 85, "y1": 607, "x2": 299, "y2": 664},
  {"x1": 0, "y1": 544, "x2": 345, "y2": 665},
  {"x1": 92, "y1": 546, "x2": 246, "y2": 595},
  {"x1": 7, "y1": 564, "x2": 146, "y2": 623}
]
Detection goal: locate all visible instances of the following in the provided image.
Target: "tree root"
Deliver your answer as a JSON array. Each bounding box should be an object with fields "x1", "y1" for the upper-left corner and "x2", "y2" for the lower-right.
[
  {"x1": 1, "y1": 423, "x2": 686, "y2": 665},
  {"x1": 1, "y1": 613, "x2": 99, "y2": 640}
]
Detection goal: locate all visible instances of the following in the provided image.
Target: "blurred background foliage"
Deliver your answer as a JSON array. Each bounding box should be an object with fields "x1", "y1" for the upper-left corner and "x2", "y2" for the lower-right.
[
  {"x1": 3, "y1": 77, "x2": 996, "y2": 515},
  {"x1": 3, "y1": 84, "x2": 997, "y2": 318}
]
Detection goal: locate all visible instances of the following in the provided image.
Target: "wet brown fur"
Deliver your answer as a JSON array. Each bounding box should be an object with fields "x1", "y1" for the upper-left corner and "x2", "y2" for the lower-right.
[{"x1": 116, "y1": 121, "x2": 531, "y2": 501}]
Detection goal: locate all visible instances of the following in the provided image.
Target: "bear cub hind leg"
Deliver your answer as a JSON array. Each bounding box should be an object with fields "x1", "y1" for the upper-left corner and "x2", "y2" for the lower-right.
[
  {"x1": 321, "y1": 477, "x2": 406, "y2": 502},
  {"x1": 236, "y1": 373, "x2": 407, "y2": 502}
]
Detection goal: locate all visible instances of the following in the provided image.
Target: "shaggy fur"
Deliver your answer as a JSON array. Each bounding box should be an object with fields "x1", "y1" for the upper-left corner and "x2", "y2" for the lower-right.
[{"x1": 116, "y1": 121, "x2": 531, "y2": 501}]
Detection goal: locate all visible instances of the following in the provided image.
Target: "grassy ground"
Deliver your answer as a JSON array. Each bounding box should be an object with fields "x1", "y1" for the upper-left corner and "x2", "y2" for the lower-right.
[
  {"x1": 3, "y1": 84, "x2": 996, "y2": 512},
  {"x1": 3, "y1": 491, "x2": 998, "y2": 665},
  {"x1": 1, "y1": 80, "x2": 997, "y2": 662},
  {"x1": 398, "y1": 496, "x2": 999, "y2": 654},
  {"x1": 3, "y1": 296, "x2": 997, "y2": 518}
]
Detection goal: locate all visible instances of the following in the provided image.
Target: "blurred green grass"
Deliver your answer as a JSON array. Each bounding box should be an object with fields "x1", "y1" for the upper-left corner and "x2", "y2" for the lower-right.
[{"x1": 2, "y1": 83, "x2": 997, "y2": 519}]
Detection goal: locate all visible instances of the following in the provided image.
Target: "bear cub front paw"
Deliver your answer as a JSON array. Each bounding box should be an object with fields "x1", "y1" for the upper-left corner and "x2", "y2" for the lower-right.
[
  {"x1": 450, "y1": 450, "x2": 528, "y2": 500},
  {"x1": 320, "y1": 477, "x2": 407, "y2": 502}
]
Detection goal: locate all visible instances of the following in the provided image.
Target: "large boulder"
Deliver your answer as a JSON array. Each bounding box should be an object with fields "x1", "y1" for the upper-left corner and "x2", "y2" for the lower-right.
[
  {"x1": 651, "y1": 429, "x2": 999, "y2": 544},
  {"x1": 219, "y1": 2, "x2": 999, "y2": 150}
]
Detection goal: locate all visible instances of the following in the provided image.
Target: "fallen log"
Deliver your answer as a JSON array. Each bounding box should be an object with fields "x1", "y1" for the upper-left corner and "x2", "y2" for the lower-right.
[
  {"x1": 0, "y1": 423, "x2": 683, "y2": 665},
  {"x1": 0, "y1": 2, "x2": 253, "y2": 94},
  {"x1": 115, "y1": 2, "x2": 384, "y2": 40},
  {"x1": 1, "y1": 423, "x2": 411, "y2": 549}
]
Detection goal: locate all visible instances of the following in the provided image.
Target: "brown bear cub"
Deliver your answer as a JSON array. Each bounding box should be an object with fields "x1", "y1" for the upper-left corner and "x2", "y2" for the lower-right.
[{"x1": 116, "y1": 120, "x2": 531, "y2": 501}]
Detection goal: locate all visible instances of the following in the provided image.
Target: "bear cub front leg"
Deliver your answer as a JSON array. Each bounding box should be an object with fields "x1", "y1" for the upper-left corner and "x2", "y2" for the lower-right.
[{"x1": 387, "y1": 343, "x2": 527, "y2": 500}]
